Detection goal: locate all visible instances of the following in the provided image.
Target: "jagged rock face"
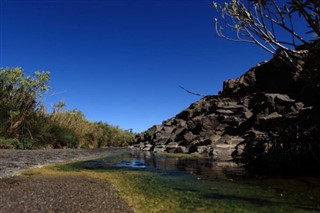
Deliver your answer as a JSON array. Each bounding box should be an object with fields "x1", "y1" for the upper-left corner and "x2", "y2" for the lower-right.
[
  {"x1": 131, "y1": 96, "x2": 246, "y2": 160},
  {"x1": 130, "y1": 41, "x2": 320, "y2": 174}
]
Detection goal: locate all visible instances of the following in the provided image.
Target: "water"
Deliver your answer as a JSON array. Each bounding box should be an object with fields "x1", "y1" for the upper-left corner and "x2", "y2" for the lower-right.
[
  {"x1": 81, "y1": 150, "x2": 245, "y2": 179},
  {"x1": 72, "y1": 150, "x2": 320, "y2": 212}
]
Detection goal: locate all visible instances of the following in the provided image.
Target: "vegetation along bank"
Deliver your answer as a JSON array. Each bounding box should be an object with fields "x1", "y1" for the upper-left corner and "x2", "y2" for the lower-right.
[{"x1": 0, "y1": 68, "x2": 134, "y2": 149}]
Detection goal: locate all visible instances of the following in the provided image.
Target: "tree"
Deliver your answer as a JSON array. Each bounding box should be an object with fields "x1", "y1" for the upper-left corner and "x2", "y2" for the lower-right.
[
  {"x1": 0, "y1": 68, "x2": 50, "y2": 138},
  {"x1": 213, "y1": 0, "x2": 320, "y2": 54}
]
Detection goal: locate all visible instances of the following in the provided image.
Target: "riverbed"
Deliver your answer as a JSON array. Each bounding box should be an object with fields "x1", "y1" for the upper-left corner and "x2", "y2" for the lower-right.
[
  {"x1": 61, "y1": 149, "x2": 320, "y2": 212},
  {"x1": 1, "y1": 148, "x2": 320, "y2": 212}
]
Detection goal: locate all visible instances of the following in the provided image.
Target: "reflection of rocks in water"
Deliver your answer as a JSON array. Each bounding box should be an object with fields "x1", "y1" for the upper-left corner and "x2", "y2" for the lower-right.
[
  {"x1": 75, "y1": 151, "x2": 245, "y2": 181},
  {"x1": 113, "y1": 151, "x2": 245, "y2": 181},
  {"x1": 174, "y1": 158, "x2": 244, "y2": 180},
  {"x1": 116, "y1": 160, "x2": 147, "y2": 169}
]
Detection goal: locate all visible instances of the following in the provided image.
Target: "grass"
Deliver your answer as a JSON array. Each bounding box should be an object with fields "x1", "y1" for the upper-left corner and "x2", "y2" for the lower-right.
[{"x1": 19, "y1": 157, "x2": 320, "y2": 213}]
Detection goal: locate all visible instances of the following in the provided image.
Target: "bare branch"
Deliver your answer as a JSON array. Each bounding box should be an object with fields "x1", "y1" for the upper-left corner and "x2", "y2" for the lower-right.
[
  {"x1": 263, "y1": 13, "x2": 308, "y2": 44},
  {"x1": 212, "y1": 0, "x2": 317, "y2": 55},
  {"x1": 270, "y1": 0, "x2": 285, "y2": 25},
  {"x1": 179, "y1": 86, "x2": 208, "y2": 97},
  {"x1": 243, "y1": 25, "x2": 275, "y2": 54}
]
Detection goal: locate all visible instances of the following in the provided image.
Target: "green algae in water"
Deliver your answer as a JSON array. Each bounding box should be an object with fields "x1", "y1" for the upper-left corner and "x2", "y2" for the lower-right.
[{"x1": 58, "y1": 150, "x2": 320, "y2": 213}]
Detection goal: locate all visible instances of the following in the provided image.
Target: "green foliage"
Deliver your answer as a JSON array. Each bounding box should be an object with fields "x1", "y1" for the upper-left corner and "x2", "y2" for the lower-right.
[
  {"x1": 213, "y1": 0, "x2": 320, "y2": 54},
  {"x1": 0, "y1": 137, "x2": 34, "y2": 149},
  {"x1": 48, "y1": 125, "x2": 80, "y2": 148},
  {"x1": 0, "y1": 67, "x2": 50, "y2": 139},
  {"x1": 0, "y1": 67, "x2": 135, "y2": 149},
  {"x1": 49, "y1": 109, "x2": 135, "y2": 148},
  {"x1": 0, "y1": 137, "x2": 20, "y2": 149}
]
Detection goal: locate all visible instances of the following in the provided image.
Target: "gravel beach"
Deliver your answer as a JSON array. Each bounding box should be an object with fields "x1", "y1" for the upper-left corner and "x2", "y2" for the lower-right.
[{"x1": 0, "y1": 148, "x2": 134, "y2": 213}]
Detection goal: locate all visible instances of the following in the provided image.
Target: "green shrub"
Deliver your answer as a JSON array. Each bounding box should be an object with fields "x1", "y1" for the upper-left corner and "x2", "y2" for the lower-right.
[
  {"x1": 0, "y1": 137, "x2": 34, "y2": 149},
  {"x1": 49, "y1": 125, "x2": 79, "y2": 148},
  {"x1": 0, "y1": 137, "x2": 19, "y2": 149},
  {"x1": 18, "y1": 138, "x2": 35, "y2": 149}
]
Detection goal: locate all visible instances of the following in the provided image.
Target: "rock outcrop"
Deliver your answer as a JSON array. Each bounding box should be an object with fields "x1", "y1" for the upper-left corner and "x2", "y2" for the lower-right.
[{"x1": 130, "y1": 41, "x2": 320, "y2": 174}]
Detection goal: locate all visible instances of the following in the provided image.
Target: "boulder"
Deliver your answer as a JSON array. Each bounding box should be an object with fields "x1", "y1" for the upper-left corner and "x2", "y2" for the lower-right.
[
  {"x1": 161, "y1": 126, "x2": 175, "y2": 137},
  {"x1": 216, "y1": 109, "x2": 234, "y2": 115},
  {"x1": 142, "y1": 144, "x2": 153, "y2": 151},
  {"x1": 153, "y1": 145, "x2": 166, "y2": 153},
  {"x1": 214, "y1": 144, "x2": 236, "y2": 161},
  {"x1": 146, "y1": 125, "x2": 162, "y2": 136},
  {"x1": 183, "y1": 132, "x2": 195, "y2": 142},
  {"x1": 174, "y1": 146, "x2": 188, "y2": 153},
  {"x1": 165, "y1": 142, "x2": 179, "y2": 153},
  {"x1": 201, "y1": 115, "x2": 220, "y2": 130}
]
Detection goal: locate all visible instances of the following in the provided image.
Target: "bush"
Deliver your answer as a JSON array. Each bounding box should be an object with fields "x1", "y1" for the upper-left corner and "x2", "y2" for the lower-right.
[
  {"x1": 0, "y1": 137, "x2": 34, "y2": 149},
  {"x1": 48, "y1": 125, "x2": 79, "y2": 148},
  {"x1": 0, "y1": 137, "x2": 19, "y2": 149}
]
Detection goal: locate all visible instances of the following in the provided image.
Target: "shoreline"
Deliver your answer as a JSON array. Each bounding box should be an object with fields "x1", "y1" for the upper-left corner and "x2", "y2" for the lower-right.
[
  {"x1": 0, "y1": 148, "x2": 124, "y2": 179},
  {"x1": 0, "y1": 148, "x2": 135, "y2": 213}
]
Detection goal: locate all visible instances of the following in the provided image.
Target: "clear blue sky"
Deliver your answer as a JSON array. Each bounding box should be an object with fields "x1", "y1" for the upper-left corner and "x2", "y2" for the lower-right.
[{"x1": 0, "y1": 0, "x2": 272, "y2": 132}]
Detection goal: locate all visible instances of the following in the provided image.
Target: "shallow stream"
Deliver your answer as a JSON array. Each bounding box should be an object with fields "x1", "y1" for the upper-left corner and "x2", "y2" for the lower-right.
[{"x1": 66, "y1": 150, "x2": 320, "y2": 212}]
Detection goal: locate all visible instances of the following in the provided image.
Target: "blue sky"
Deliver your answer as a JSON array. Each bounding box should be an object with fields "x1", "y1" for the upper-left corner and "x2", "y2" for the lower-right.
[{"x1": 0, "y1": 0, "x2": 273, "y2": 132}]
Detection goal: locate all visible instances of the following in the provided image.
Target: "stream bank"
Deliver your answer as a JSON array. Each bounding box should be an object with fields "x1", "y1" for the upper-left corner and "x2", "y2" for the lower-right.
[
  {"x1": 0, "y1": 148, "x2": 124, "y2": 178},
  {"x1": 0, "y1": 148, "x2": 134, "y2": 213}
]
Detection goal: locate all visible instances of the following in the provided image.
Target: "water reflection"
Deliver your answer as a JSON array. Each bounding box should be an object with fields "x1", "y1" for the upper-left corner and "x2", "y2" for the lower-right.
[
  {"x1": 116, "y1": 159, "x2": 147, "y2": 169},
  {"x1": 72, "y1": 150, "x2": 320, "y2": 211},
  {"x1": 102, "y1": 150, "x2": 246, "y2": 180}
]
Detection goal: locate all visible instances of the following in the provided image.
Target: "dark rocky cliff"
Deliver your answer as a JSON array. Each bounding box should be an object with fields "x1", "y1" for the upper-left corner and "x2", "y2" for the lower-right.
[{"x1": 130, "y1": 41, "x2": 320, "y2": 175}]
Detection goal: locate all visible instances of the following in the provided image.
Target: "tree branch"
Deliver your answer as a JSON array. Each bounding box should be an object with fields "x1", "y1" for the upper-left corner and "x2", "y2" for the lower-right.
[{"x1": 179, "y1": 86, "x2": 208, "y2": 97}]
